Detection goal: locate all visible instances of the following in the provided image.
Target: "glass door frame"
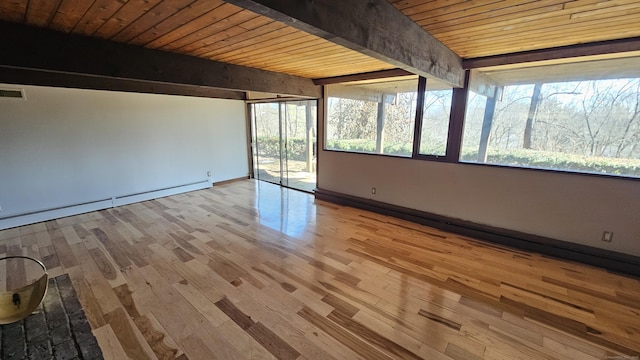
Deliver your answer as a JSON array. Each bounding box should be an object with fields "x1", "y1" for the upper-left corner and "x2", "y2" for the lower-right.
[{"x1": 248, "y1": 98, "x2": 318, "y2": 192}]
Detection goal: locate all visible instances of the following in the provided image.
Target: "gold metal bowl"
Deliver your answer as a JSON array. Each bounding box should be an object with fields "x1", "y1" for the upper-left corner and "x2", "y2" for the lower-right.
[{"x1": 0, "y1": 256, "x2": 48, "y2": 324}]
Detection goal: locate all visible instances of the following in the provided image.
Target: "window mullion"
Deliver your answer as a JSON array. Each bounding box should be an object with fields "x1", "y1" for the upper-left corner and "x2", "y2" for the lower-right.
[
  {"x1": 444, "y1": 70, "x2": 470, "y2": 162},
  {"x1": 412, "y1": 76, "x2": 427, "y2": 158}
]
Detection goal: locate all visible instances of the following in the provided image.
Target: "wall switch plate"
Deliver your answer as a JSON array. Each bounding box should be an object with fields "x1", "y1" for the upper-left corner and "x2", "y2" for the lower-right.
[
  {"x1": 207, "y1": 171, "x2": 211, "y2": 177},
  {"x1": 602, "y1": 231, "x2": 613, "y2": 242},
  {"x1": 371, "y1": 187, "x2": 376, "y2": 195}
]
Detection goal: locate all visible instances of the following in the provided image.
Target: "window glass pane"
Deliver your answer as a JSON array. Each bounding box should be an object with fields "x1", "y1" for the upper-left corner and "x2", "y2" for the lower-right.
[
  {"x1": 461, "y1": 58, "x2": 640, "y2": 178},
  {"x1": 460, "y1": 91, "x2": 488, "y2": 162},
  {"x1": 419, "y1": 82, "x2": 453, "y2": 156},
  {"x1": 326, "y1": 76, "x2": 418, "y2": 157}
]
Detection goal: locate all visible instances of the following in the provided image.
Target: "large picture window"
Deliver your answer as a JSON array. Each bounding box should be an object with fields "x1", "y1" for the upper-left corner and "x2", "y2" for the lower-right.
[
  {"x1": 461, "y1": 58, "x2": 640, "y2": 178},
  {"x1": 322, "y1": 56, "x2": 639, "y2": 179},
  {"x1": 326, "y1": 76, "x2": 418, "y2": 157}
]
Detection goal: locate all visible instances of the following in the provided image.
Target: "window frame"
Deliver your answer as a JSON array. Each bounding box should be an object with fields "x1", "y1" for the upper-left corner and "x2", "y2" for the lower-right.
[
  {"x1": 320, "y1": 65, "x2": 640, "y2": 181},
  {"x1": 412, "y1": 73, "x2": 469, "y2": 163},
  {"x1": 460, "y1": 76, "x2": 640, "y2": 180},
  {"x1": 323, "y1": 75, "x2": 421, "y2": 158},
  {"x1": 323, "y1": 73, "x2": 466, "y2": 162}
]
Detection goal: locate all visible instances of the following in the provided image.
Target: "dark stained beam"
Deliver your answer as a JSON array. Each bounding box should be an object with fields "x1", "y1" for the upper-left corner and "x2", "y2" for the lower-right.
[
  {"x1": 226, "y1": 0, "x2": 464, "y2": 88},
  {"x1": 0, "y1": 21, "x2": 321, "y2": 98},
  {"x1": 0, "y1": 68, "x2": 246, "y2": 100},
  {"x1": 313, "y1": 69, "x2": 413, "y2": 86},
  {"x1": 463, "y1": 37, "x2": 640, "y2": 69}
]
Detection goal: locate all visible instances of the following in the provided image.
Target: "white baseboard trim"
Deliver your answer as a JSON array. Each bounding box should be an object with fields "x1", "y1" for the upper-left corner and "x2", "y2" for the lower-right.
[
  {"x1": 0, "y1": 199, "x2": 113, "y2": 230},
  {"x1": 112, "y1": 180, "x2": 210, "y2": 207},
  {"x1": 0, "y1": 180, "x2": 211, "y2": 230}
]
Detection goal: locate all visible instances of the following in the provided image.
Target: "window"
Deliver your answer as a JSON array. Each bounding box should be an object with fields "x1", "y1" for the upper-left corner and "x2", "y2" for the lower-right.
[
  {"x1": 418, "y1": 80, "x2": 453, "y2": 156},
  {"x1": 461, "y1": 57, "x2": 640, "y2": 178},
  {"x1": 326, "y1": 76, "x2": 418, "y2": 157}
]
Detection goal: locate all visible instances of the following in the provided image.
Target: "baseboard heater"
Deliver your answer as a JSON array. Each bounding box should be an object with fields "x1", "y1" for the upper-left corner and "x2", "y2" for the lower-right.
[
  {"x1": 315, "y1": 188, "x2": 640, "y2": 278},
  {"x1": 0, "y1": 180, "x2": 211, "y2": 231}
]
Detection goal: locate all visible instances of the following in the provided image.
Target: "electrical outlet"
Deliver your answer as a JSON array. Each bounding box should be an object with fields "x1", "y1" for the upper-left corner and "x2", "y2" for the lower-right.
[
  {"x1": 371, "y1": 187, "x2": 376, "y2": 195},
  {"x1": 207, "y1": 171, "x2": 211, "y2": 177},
  {"x1": 0, "y1": 203, "x2": 2, "y2": 212},
  {"x1": 602, "y1": 231, "x2": 613, "y2": 242}
]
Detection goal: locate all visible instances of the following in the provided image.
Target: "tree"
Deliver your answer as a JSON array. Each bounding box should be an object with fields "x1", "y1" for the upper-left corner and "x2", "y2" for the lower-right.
[
  {"x1": 523, "y1": 83, "x2": 542, "y2": 149},
  {"x1": 613, "y1": 79, "x2": 640, "y2": 157}
]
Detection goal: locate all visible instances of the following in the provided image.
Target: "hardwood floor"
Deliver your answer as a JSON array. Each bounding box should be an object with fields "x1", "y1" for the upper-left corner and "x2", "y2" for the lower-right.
[{"x1": 1, "y1": 179, "x2": 639, "y2": 360}]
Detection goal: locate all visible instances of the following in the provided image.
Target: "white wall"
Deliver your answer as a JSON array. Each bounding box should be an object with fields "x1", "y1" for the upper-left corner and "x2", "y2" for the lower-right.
[
  {"x1": 0, "y1": 84, "x2": 248, "y2": 222},
  {"x1": 318, "y1": 150, "x2": 640, "y2": 257}
]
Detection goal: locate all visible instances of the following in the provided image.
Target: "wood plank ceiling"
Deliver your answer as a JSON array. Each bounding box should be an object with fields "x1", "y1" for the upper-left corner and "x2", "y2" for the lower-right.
[
  {"x1": 391, "y1": 0, "x2": 640, "y2": 58},
  {"x1": 1, "y1": 0, "x2": 639, "y2": 79},
  {"x1": 0, "y1": 0, "x2": 395, "y2": 79}
]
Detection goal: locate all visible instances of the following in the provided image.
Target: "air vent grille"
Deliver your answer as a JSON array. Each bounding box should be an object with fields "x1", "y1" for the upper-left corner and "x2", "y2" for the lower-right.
[{"x1": 0, "y1": 89, "x2": 25, "y2": 99}]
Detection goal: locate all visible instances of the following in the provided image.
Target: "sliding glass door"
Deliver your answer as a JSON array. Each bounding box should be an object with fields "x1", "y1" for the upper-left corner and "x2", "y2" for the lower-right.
[
  {"x1": 250, "y1": 100, "x2": 317, "y2": 192},
  {"x1": 251, "y1": 102, "x2": 282, "y2": 186}
]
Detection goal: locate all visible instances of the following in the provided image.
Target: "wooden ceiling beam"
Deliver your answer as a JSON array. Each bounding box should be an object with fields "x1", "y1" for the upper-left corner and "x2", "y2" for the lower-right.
[
  {"x1": 0, "y1": 68, "x2": 246, "y2": 100},
  {"x1": 225, "y1": 0, "x2": 465, "y2": 88},
  {"x1": 313, "y1": 69, "x2": 414, "y2": 86},
  {"x1": 0, "y1": 21, "x2": 321, "y2": 98},
  {"x1": 463, "y1": 36, "x2": 640, "y2": 69}
]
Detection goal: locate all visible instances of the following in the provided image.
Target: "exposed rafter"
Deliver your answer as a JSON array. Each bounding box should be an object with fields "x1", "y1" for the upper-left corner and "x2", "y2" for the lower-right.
[
  {"x1": 225, "y1": 0, "x2": 465, "y2": 88},
  {"x1": 313, "y1": 69, "x2": 413, "y2": 86},
  {"x1": 0, "y1": 22, "x2": 321, "y2": 98},
  {"x1": 463, "y1": 37, "x2": 640, "y2": 69},
  {"x1": 0, "y1": 68, "x2": 246, "y2": 100}
]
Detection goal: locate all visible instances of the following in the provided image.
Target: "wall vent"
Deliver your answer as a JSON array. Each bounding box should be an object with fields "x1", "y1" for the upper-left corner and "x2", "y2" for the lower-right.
[{"x1": 0, "y1": 88, "x2": 25, "y2": 100}]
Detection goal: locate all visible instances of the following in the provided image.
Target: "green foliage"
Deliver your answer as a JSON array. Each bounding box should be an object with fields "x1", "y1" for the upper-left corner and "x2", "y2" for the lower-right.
[
  {"x1": 460, "y1": 148, "x2": 640, "y2": 177},
  {"x1": 325, "y1": 139, "x2": 640, "y2": 176},
  {"x1": 262, "y1": 136, "x2": 639, "y2": 176},
  {"x1": 327, "y1": 139, "x2": 376, "y2": 153},
  {"x1": 256, "y1": 137, "x2": 313, "y2": 161},
  {"x1": 384, "y1": 143, "x2": 414, "y2": 156},
  {"x1": 326, "y1": 139, "x2": 413, "y2": 156}
]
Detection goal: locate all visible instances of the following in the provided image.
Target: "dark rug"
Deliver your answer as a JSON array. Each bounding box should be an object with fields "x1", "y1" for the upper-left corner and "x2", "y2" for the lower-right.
[{"x1": 0, "y1": 274, "x2": 104, "y2": 360}]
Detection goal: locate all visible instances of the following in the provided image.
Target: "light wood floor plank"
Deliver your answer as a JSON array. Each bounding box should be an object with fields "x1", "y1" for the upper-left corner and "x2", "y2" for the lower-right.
[
  {"x1": 1, "y1": 179, "x2": 639, "y2": 360},
  {"x1": 93, "y1": 324, "x2": 130, "y2": 360}
]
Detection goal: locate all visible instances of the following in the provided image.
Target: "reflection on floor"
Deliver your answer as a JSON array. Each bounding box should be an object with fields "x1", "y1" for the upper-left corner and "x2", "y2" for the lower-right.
[
  {"x1": 253, "y1": 181, "x2": 316, "y2": 238},
  {"x1": 0, "y1": 180, "x2": 638, "y2": 359}
]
